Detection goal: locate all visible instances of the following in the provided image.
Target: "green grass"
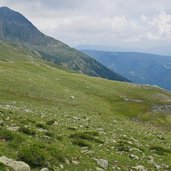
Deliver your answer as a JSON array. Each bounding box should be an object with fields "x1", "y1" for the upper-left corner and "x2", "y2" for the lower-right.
[{"x1": 0, "y1": 42, "x2": 171, "y2": 170}]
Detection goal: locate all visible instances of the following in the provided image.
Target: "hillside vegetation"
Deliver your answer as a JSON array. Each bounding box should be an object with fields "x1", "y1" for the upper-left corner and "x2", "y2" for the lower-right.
[{"x1": 0, "y1": 42, "x2": 171, "y2": 171}]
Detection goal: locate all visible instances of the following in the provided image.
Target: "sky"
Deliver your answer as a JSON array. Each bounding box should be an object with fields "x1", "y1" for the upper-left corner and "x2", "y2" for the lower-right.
[{"x1": 0, "y1": 0, "x2": 171, "y2": 54}]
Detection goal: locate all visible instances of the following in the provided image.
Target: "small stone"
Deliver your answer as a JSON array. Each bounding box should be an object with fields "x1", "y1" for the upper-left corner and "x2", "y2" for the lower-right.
[
  {"x1": 154, "y1": 164, "x2": 161, "y2": 170},
  {"x1": 72, "y1": 160, "x2": 80, "y2": 165},
  {"x1": 0, "y1": 119, "x2": 4, "y2": 126},
  {"x1": 60, "y1": 164, "x2": 64, "y2": 169},
  {"x1": 95, "y1": 159, "x2": 109, "y2": 169},
  {"x1": 7, "y1": 125, "x2": 20, "y2": 131},
  {"x1": 73, "y1": 116, "x2": 80, "y2": 120},
  {"x1": 122, "y1": 135, "x2": 127, "y2": 138},
  {"x1": 65, "y1": 158, "x2": 70, "y2": 165},
  {"x1": 40, "y1": 168, "x2": 49, "y2": 171},
  {"x1": 156, "y1": 134, "x2": 165, "y2": 140},
  {"x1": 52, "y1": 121, "x2": 58, "y2": 126},
  {"x1": 96, "y1": 167, "x2": 105, "y2": 171},
  {"x1": 132, "y1": 165, "x2": 147, "y2": 171},
  {"x1": 130, "y1": 154, "x2": 139, "y2": 160},
  {"x1": 70, "y1": 96, "x2": 75, "y2": 100}
]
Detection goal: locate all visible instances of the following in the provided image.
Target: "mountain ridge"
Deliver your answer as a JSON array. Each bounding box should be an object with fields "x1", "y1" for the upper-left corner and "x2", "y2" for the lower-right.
[
  {"x1": 0, "y1": 6, "x2": 130, "y2": 82},
  {"x1": 82, "y1": 50, "x2": 171, "y2": 90}
]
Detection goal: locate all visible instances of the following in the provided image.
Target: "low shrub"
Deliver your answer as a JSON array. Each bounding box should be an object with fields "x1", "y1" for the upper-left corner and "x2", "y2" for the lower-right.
[
  {"x1": 18, "y1": 143, "x2": 66, "y2": 167},
  {"x1": 69, "y1": 131, "x2": 103, "y2": 144},
  {"x1": 72, "y1": 139, "x2": 91, "y2": 148},
  {"x1": 47, "y1": 145, "x2": 65, "y2": 163},
  {"x1": 0, "y1": 129, "x2": 16, "y2": 141},
  {"x1": 18, "y1": 126, "x2": 36, "y2": 135},
  {"x1": 18, "y1": 144, "x2": 47, "y2": 167},
  {"x1": 46, "y1": 120, "x2": 55, "y2": 125},
  {"x1": 150, "y1": 146, "x2": 171, "y2": 155},
  {"x1": 0, "y1": 129, "x2": 23, "y2": 143},
  {"x1": 36, "y1": 123, "x2": 47, "y2": 129},
  {"x1": 0, "y1": 163, "x2": 7, "y2": 171},
  {"x1": 67, "y1": 127, "x2": 77, "y2": 131},
  {"x1": 115, "y1": 141, "x2": 130, "y2": 152}
]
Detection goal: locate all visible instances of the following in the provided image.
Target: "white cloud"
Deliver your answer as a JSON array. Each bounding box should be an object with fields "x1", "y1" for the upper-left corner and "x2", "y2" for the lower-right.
[{"x1": 1, "y1": 0, "x2": 171, "y2": 52}]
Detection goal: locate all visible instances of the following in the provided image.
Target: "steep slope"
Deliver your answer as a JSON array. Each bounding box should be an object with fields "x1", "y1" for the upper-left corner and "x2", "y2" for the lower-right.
[
  {"x1": 0, "y1": 6, "x2": 129, "y2": 82},
  {"x1": 0, "y1": 42, "x2": 171, "y2": 170},
  {"x1": 0, "y1": 42, "x2": 41, "y2": 62},
  {"x1": 82, "y1": 50, "x2": 171, "y2": 90}
]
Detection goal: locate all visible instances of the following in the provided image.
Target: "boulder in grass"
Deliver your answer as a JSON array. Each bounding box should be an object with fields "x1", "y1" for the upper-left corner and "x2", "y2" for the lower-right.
[
  {"x1": 132, "y1": 165, "x2": 148, "y2": 171},
  {"x1": 0, "y1": 156, "x2": 30, "y2": 171}
]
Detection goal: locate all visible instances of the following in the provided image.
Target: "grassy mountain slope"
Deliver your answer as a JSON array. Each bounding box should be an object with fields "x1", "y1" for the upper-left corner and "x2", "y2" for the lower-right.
[
  {"x1": 82, "y1": 50, "x2": 171, "y2": 90},
  {"x1": 0, "y1": 41, "x2": 40, "y2": 62},
  {"x1": 0, "y1": 6, "x2": 129, "y2": 82},
  {"x1": 0, "y1": 43, "x2": 171, "y2": 171}
]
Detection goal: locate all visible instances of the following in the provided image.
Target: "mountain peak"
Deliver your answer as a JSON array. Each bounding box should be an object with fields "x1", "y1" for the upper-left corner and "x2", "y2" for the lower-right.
[
  {"x1": 0, "y1": 6, "x2": 46, "y2": 44},
  {"x1": 0, "y1": 6, "x2": 16, "y2": 15},
  {"x1": 0, "y1": 6, "x2": 11, "y2": 10},
  {"x1": 0, "y1": 7, "x2": 130, "y2": 82}
]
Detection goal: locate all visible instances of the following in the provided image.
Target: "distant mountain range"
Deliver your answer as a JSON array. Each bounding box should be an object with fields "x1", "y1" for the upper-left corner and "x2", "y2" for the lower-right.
[
  {"x1": 82, "y1": 50, "x2": 171, "y2": 90},
  {"x1": 77, "y1": 44, "x2": 171, "y2": 56},
  {"x1": 0, "y1": 6, "x2": 129, "y2": 82}
]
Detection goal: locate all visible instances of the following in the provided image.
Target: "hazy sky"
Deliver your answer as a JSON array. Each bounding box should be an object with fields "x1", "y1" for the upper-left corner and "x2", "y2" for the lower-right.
[{"x1": 1, "y1": 0, "x2": 171, "y2": 53}]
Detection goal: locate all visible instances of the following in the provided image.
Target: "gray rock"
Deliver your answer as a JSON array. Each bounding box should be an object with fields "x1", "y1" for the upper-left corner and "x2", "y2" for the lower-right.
[
  {"x1": 0, "y1": 156, "x2": 30, "y2": 171},
  {"x1": 130, "y1": 154, "x2": 139, "y2": 160},
  {"x1": 70, "y1": 96, "x2": 75, "y2": 100},
  {"x1": 7, "y1": 125, "x2": 20, "y2": 131},
  {"x1": 40, "y1": 168, "x2": 49, "y2": 171},
  {"x1": 59, "y1": 164, "x2": 64, "y2": 169},
  {"x1": 64, "y1": 158, "x2": 70, "y2": 165},
  {"x1": 95, "y1": 159, "x2": 109, "y2": 169},
  {"x1": 132, "y1": 165, "x2": 147, "y2": 171},
  {"x1": 0, "y1": 119, "x2": 4, "y2": 126},
  {"x1": 96, "y1": 167, "x2": 105, "y2": 171},
  {"x1": 72, "y1": 160, "x2": 80, "y2": 165}
]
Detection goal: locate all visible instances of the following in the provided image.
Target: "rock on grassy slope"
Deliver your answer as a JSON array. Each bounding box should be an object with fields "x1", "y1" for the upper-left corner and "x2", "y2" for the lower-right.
[
  {"x1": 0, "y1": 42, "x2": 171, "y2": 170},
  {"x1": 0, "y1": 6, "x2": 129, "y2": 82}
]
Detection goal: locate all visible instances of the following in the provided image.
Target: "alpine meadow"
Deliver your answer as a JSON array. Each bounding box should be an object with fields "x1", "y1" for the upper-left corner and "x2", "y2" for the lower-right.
[{"x1": 0, "y1": 2, "x2": 171, "y2": 171}]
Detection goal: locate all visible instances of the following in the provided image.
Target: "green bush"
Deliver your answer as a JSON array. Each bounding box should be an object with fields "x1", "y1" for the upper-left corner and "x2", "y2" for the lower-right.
[
  {"x1": 47, "y1": 145, "x2": 65, "y2": 163},
  {"x1": 69, "y1": 131, "x2": 103, "y2": 148},
  {"x1": 0, "y1": 163, "x2": 7, "y2": 171},
  {"x1": 67, "y1": 127, "x2": 77, "y2": 131},
  {"x1": 46, "y1": 120, "x2": 55, "y2": 125},
  {"x1": 0, "y1": 129, "x2": 16, "y2": 141},
  {"x1": 84, "y1": 131, "x2": 99, "y2": 136},
  {"x1": 18, "y1": 144, "x2": 47, "y2": 167},
  {"x1": 115, "y1": 141, "x2": 130, "y2": 152},
  {"x1": 18, "y1": 127, "x2": 36, "y2": 135},
  {"x1": 72, "y1": 139, "x2": 91, "y2": 148},
  {"x1": 44, "y1": 132, "x2": 62, "y2": 140},
  {"x1": 0, "y1": 129, "x2": 23, "y2": 143},
  {"x1": 36, "y1": 123, "x2": 47, "y2": 129},
  {"x1": 69, "y1": 131, "x2": 103, "y2": 144},
  {"x1": 18, "y1": 143, "x2": 66, "y2": 167},
  {"x1": 150, "y1": 146, "x2": 171, "y2": 155},
  {"x1": 44, "y1": 131, "x2": 55, "y2": 137}
]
